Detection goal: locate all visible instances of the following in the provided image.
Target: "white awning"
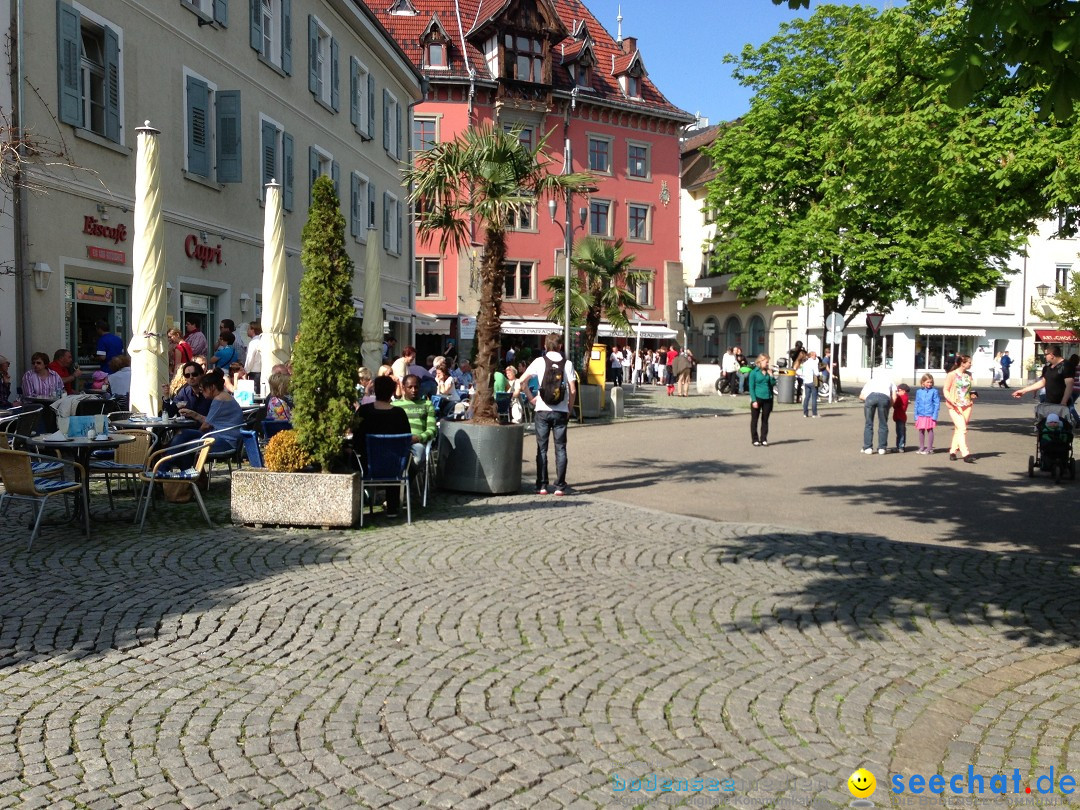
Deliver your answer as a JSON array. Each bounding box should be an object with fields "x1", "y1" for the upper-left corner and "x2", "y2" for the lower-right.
[
  {"x1": 416, "y1": 318, "x2": 452, "y2": 335},
  {"x1": 500, "y1": 320, "x2": 562, "y2": 336},
  {"x1": 384, "y1": 302, "x2": 437, "y2": 325},
  {"x1": 918, "y1": 328, "x2": 986, "y2": 337},
  {"x1": 599, "y1": 323, "x2": 678, "y2": 339}
]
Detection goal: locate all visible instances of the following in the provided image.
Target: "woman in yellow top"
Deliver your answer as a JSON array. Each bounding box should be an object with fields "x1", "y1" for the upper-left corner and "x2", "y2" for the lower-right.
[{"x1": 943, "y1": 354, "x2": 978, "y2": 463}]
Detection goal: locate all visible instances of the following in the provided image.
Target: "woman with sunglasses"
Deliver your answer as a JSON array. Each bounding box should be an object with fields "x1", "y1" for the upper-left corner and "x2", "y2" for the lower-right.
[
  {"x1": 20, "y1": 351, "x2": 65, "y2": 399},
  {"x1": 163, "y1": 361, "x2": 212, "y2": 417}
]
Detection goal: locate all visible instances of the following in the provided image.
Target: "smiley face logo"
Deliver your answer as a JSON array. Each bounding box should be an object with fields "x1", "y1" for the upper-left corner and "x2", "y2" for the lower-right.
[{"x1": 847, "y1": 768, "x2": 876, "y2": 798}]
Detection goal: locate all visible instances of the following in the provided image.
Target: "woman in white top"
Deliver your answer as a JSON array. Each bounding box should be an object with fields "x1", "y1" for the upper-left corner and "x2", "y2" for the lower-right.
[{"x1": 799, "y1": 351, "x2": 821, "y2": 417}]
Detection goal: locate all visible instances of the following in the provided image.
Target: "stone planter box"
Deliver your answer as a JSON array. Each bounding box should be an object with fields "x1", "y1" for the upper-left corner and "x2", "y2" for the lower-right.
[
  {"x1": 231, "y1": 469, "x2": 362, "y2": 527},
  {"x1": 437, "y1": 421, "x2": 524, "y2": 494}
]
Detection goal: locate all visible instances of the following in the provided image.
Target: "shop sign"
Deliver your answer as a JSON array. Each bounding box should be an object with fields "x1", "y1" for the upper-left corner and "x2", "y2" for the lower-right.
[
  {"x1": 82, "y1": 216, "x2": 127, "y2": 244},
  {"x1": 76, "y1": 283, "x2": 114, "y2": 303},
  {"x1": 87, "y1": 246, "x2": 126, "y2": 264},
  {"x1": 459, "y1": 316, "x2": 476, "y2": 340},
  {"x1": 184, "y1": 234, "x2": 223, "y2": 269}
]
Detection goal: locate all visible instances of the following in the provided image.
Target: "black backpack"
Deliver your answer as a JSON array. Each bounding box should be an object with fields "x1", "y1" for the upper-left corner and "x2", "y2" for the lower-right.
[{"x1": 539, "y1": 353, "x2": 566, "y2": 406}]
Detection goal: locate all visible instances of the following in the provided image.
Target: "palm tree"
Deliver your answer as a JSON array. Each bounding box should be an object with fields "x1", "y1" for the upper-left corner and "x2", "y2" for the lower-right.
[
  {"x1": 542, "y1": 237, "x2": 649, "y2": 359},
  {"x1": 405, "y1": 124, "x2": 593, "y2": 421}
]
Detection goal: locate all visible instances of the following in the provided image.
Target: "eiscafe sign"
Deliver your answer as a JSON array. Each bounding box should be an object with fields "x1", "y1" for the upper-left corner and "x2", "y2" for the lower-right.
[
  {"x1": 83, "y1": 216, "x2": 127, "y2": 244},
  {"x1": 185, "y1": 234, "x2": 223, "y2": 269}
]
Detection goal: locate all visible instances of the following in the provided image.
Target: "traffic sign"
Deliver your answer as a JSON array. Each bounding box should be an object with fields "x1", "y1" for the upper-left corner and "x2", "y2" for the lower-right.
[
  {"x1": 825, "y1": 312, "x2": 844, "y2": 333},
  {"x1": 866, "y1": 313, "x2": 884, "y2": 335}
]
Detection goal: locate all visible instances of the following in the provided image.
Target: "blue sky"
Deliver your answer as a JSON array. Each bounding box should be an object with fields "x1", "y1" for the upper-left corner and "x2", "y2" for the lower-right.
[{"x1": 584, "y1": 0, "x2": 892, "y2": 124}]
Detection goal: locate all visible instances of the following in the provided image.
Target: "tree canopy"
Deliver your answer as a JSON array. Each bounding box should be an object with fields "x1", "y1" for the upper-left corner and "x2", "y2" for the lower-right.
[{"x1": 707, "y1": 2, "x2": 1064, "y2": 330}]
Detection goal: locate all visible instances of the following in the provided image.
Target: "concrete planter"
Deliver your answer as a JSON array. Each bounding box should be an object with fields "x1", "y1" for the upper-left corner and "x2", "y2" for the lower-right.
[
  {"x1": 437, "y1": 421, "x2": 524, "y2": 494},
  {"x1": 231, "y1": 469, "x2": 362, "y2": 527},
  {"x1": 578, "y1": 383, "x2": 603, "y2": 418}
]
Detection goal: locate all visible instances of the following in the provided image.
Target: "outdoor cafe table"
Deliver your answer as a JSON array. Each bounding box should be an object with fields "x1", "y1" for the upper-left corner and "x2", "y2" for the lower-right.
[
  {"x1": 110, "y1": 417, "x2": 196, "y2": 443},
  {"x1": 28, "y1": 433, "x2": 136, "y2": 519}
]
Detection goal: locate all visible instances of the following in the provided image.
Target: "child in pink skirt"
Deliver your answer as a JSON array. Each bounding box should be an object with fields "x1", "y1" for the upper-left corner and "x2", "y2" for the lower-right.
[{"x1": 913, "y1": 373, "x2": 941, "y2": 454}]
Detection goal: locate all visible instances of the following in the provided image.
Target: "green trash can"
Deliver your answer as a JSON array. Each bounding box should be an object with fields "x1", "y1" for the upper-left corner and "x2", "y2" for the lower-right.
[{"x1": 776, "y1": 370, "x2": 796, "y2": 404}]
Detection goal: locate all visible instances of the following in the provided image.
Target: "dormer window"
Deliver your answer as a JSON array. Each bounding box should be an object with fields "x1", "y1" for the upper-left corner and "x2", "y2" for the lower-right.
[
  {"x1": 505, "y1": 34, "x2": 544, "y2": 82},
  {"x1": 426, "y1": 42, "x2": 447, "y2": 68},
  {"x1": 388, "y1": 0, "x2": 417, "y2": 15},
  {"x1": 574, "y1": 63, "x2": 590, "y2": 88},
  {"x1": 421, "y1": 15, "x2": 450, "y2": 70},
  {"x1": 621, "y1": 74, "x2": 641, "y2": 99}
]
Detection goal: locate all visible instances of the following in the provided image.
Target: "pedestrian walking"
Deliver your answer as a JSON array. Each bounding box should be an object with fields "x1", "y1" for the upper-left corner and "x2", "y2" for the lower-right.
[
  {"x1": 893, "y1": 383, "x2": 910, "y2": 452},
  {"x1": 914, "y1": 373, "x2": 941, "y2": 454},
  {"x1": 858, "y1": 374, "x2": 896, "y2": 454},
  {"x1": 799, "y1": 350, "x2": 820, "y2": 416},
  {"x1": 520, "y1": 333, "x2": 577, "y2": 496},
  {"x1": 944, "y1": 354, "x2": 978, "y2": 462},
  {"x1": 998, "y1": 350, "x2": 1012, "y2": 388},
  {"x1": 748, "y1": 353, "x2": 776, "y2": 446}
]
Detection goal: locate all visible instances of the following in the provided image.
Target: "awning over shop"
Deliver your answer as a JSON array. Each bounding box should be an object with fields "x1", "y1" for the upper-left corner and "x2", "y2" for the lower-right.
[
  {"x1": 599, "y1": 323, "x2": 678, "y2": 339},
  {"x1": 500, "y1": 320, "x2": 562, "y2": 335},
  {"x1": 918, "y1": 327, "x2": 986, "y2": 337},
  {"x1": 384, "y1": 302, "x2": 437, "y2": 325},
  {"x1": 416, "y1": 318, "x2": 452, "y2": 335},
  {"x1": 1035, "y1": 329, "x2": 1079, "y2": 342}
]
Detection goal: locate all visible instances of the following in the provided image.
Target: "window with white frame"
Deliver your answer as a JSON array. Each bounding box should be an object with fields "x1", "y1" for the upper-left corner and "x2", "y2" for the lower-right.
[
  {"x1": 634, "y1": 270, "x2": 654, "y2": 308},
  {"x1": 590, "y1": 199, "x2": 612, "y2": 236},
  {"x1": 588, "y1": 135, "x2": 612, "y2": 173},
  {"x1": 350, "y1": 171, "x2": 369, "y2": 241},
  {"x1": 995, "y1": 285, "x2": 1008, "y2": 308},
  {"x1": 308, "y1": 145, "x2": 337, "y2": 206},
  {"x1": 425, "y1": 42, "x2": 447, "y2": 69},
  {"x1": 259, "y1": 117, "x2": 294, "y2": 209},
  {"x1": 627, "y1": 203, "x2": 651, "y2": 241},
  {"x1": 503, "y1": 123, "x2": 533, "y2": 151},
  {"x1": 503, "y1": 260, "x2": 535, "y2": 301},
  {"x1": 185, "y1": 72, "x2": 242, "y2": 183},
  {"x1": 413, "y1": 116, "x2": 438, "y2": 152},
  {"x1": 415, "y1": 258, "x2": 442, "y2": 298},
  {"x1": 621, "y1": 73, "x2": 642, "y2": 99},
  {"x1": 627, "y1": 141, "x2": 650, "y2": 179},
  {"x1": 308, "y1": 16, "x2": 338, "y2": 110},
  {"x1": 182, "y1": 0, "x2": 227, "y2": 24},
  {"x1": 350, "y1": 57, "x2": 373, "y2": 139},
  {"x1": 1057, "y1": 263, "x2": 1072, "y2": 293},
  {"x1": 383, "y1": 89, "x2": 402, "y2": 159},
  {"x1": 507, "y1": 199, "x2": 536, "y2": 232},
  {"x1": 57, "y1": 2, "x2": 124, "y2": 144},
  {"x1": 384, "y1": 191, "x2": 402, "y2": 255},
  {"x1": 251, "y1": 0, "x2": 291, "y2": 74}
]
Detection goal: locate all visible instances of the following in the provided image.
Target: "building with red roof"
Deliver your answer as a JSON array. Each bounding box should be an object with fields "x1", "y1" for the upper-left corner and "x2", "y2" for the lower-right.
[{"x1": 367, "y1": 0, "x2": 695, "y2": 357}]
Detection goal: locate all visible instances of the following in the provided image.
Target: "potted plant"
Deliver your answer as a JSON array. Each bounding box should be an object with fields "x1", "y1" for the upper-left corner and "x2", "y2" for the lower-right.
[
  {"x1": 232, "y1": 177, "x2": 364, "y2": 526},
  {"x1": 406, "y1": 125, "x2": 592, "y2": 492},
  {"x1": 543, "y1": 236, "x2": 647, "y2": 416}
]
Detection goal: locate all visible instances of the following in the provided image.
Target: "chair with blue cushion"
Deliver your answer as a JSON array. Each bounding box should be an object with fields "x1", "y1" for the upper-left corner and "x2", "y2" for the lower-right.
[
  {"x1": 134, "y1": 436, "x2": 214, "y2": 530},
  {"x1": 495, "y1": 391, "x2": 512, "y2": 424},
  {"x1": 89, "y1": 429, "x2": 157, "y2": 509},
  {"x1": 261, "y1": 420, "x2": 293, "y2": 441},
  {"x1": 0, "y1": 449, "x2": 89, "y2": 550},
  {"x1": 358, "y1": 433, "x2": 413, "y2": 527},
  {"x1": 240, "y1": 429, "x2": 263, "y2": 468}
]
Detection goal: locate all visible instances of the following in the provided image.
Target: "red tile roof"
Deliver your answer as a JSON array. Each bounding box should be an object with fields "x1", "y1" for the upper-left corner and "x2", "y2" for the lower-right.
[{"x1": 360, "y1": 0, "x2": 692, "y2": 122}]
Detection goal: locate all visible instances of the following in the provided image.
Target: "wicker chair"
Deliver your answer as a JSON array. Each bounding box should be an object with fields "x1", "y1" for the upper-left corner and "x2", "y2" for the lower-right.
[
  {"x1": 0, "y1": 431, "x2": 65, "y2": 477},
  {"x1": 0, "y1": 449, "x2": 89, "y2": 550},
  {"x1": 134, "y1": 436, "x2": 215, "y2": 530},
  {"x1": 89, "y1": 429, "x2": 157, "y2": 509}
]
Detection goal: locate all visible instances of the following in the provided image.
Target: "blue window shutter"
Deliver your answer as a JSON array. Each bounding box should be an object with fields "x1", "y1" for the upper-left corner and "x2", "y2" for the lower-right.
[
  {"x1": 367, "y1": 74, "x2": 375, "y2": 139},
  {"x1": 249, "y1": 0, "x2": 261, "y2": 50},
  {"x1": 309, "y1": 146, "x2": 318, "y2": 207},
  {"x1": 261, "y1": 120, "x2": 276, "y2": 187},
  {"x1": 349, "y1": 58, "x2": 359, "y2": 127},
  {"x1": 331, "y1": 160, "x2": 340, "y2": 201},
  {"x1": 382, "y1": 89, "x2": 390, "y2": 151},
  {"x1": 214, "y1": 0, "x2": 228, "y2": 26},
  {"x1": 57, "y1": 1, "x2": 82, "y2": 126},
  {"x1": 308, "y1": 16, "x2": 319, "y2": 96},
  {"x1": 396, "y1": 102, "x2": 402, "y2": 159},
  {"x1": 216, "y1": 90, "x2": 242, "y2": 183},
  {"x1": 186, "y1": 76, "x2": 210, "y2": 178},
  {"x1": 282, "y1": 131, "x2": 295, "y2": 211},
  {"x1": 330, "y1": 39, "x2": 340, "y2": 111},
  {"x1": 368, "y1": 181, "x2": 375, "y2": 227},
  {"x1": 350, "y1": 174, "x2": 359, "y2": 237},
  {"x1": 397, "y1": 200, "x2": 403, "y2": 254},
  {"x1": 281, "y1": 0, "x2": 292, "y2": 75},
  {"x1": 104, "y1": 26, "x2": 120, "y2": 143}
]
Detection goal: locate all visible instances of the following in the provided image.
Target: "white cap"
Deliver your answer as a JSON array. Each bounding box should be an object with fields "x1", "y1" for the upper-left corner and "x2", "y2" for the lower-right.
[{"x1": 1047, "y1": 413, "x2": 1061, "y2": 425}]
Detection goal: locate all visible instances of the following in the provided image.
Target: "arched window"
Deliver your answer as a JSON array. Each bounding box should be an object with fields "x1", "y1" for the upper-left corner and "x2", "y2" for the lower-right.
[
  {"x1": 723, "y1": 316, "x2": 741, "y2": 351},
  {"x1": 747, "y1": 315, "x2": 767, "y2": 356}
]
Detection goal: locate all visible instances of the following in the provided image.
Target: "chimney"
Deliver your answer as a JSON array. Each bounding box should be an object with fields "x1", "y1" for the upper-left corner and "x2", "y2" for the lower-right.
[{"x1": 622, "y1": 36, "x2": 637, "y2": 54}]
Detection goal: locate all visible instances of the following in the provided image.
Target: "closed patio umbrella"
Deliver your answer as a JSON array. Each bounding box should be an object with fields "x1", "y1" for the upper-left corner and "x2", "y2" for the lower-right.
[
  {"x1": 360, "y1": 226, "x2": 383, "y2": 374},
  {"x1": 261, "y1": 180, "x2": 292, "y2": 393},
  {"x1": 128, "y1": 121, "x2": 167, "y2": 416}
]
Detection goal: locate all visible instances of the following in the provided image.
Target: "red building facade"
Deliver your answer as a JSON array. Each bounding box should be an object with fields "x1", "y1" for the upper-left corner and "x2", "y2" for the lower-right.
[{"x1": 369, "y1": 0, "x2": 693, "y2": 356}]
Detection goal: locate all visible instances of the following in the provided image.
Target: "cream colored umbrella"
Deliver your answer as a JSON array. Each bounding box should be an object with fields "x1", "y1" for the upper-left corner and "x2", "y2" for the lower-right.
[
  {"x1": 128, "y1": 121, "x2": 167, "y2": 416},
  {"x1": 261, "y1": 180, "x2": 292, "y2": 394},
  {"x1": 360, "y1": 226, "x2": 383, "y2": 373}
]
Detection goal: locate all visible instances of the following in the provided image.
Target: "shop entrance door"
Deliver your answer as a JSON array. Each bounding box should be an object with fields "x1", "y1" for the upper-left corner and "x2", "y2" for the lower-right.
[
  {"x1": 66, "y1": 281, "x2": 130, "y2": 368},
  {"x1": 180, "y1": 292, "x2": 216, "y2": 356}
]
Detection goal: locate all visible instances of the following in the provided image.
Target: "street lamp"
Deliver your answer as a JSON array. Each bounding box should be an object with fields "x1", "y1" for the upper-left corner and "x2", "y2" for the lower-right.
[
  {"x1": 1037, "y1": 283, "x2": 1050, "y2": 299},
  {"x1": 548, "y1": 188, "x2": 596, "y2": 351}
]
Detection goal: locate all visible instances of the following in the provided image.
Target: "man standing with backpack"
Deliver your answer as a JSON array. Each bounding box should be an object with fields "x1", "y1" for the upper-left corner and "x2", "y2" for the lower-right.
[{"x1": 520, "y1": 333, "x2": 578, "y2": 496}]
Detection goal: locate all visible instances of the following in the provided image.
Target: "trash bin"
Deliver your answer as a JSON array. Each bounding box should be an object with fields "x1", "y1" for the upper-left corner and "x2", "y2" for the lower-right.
[{"x1": 776, "y1": 371, "x2": 796, "y2": 404}]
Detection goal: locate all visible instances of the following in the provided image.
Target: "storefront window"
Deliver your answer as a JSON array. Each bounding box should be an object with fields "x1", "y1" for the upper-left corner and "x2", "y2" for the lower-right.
[
  {"x1": 915, "y1": 335, "x2": 977, "y2": 371},
  {"x1": 65, "y1": 280, "x2": 129, "y2": 366},
  {"x1": 863, "y1": 333, "x2": 894, "y2": 368}
]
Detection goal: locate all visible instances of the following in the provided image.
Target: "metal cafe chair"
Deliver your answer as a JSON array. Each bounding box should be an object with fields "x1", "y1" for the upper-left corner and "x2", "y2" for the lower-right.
[
  {"x1": 357, "y1": 433, "x2": 413, "y2": 527},
  {"x1": 0, "y1": 448, "x2": 89, "y2": 550}
]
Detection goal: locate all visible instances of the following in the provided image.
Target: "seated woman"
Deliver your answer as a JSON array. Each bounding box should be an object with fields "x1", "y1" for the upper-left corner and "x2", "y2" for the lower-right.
[
  {"x1": 351, "y1": 375, "x2": 411, "y2": 518},
  {"x1": 433, "y1": 364, "x2": 459, "y2": 418},
  {"x1": 356, "y1": 366, "x2": 374, "y2": 407},
  {"x1": 107, "y1": 353, "x2": 132, "y2": 407},
  {"x1": 265, "y1": 371, "x2": 292, "y2": 421},
  {"x1": 21, "y1": 351, "x2": 64, "y2": 399},
  {"x1": 162, "y1": 362, "x2": 212, "y2": 417},
  {"x1": 172, "y1": 369, "x2": 245, "y2": 458}
]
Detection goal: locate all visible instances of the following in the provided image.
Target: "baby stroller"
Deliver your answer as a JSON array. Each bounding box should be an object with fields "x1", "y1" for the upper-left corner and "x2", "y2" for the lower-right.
[{"x1": 1029, "y1": 403, "x2": 1075, "y2": 482}]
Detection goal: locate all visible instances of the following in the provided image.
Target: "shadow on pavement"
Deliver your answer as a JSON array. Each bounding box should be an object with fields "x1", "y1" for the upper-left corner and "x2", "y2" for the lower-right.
[{"x1": 712, "y1": 529, "x2": 1080, "y2": 648}]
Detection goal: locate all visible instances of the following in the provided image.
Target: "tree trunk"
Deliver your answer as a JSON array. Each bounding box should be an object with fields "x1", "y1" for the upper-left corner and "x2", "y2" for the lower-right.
[{"x1": 472, "y1": 226, "x2": 507, "y2": 422}]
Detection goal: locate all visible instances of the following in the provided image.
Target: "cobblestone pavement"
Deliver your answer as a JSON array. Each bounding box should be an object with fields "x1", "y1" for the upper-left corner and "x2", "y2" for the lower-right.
[{"x1": 1, "y1": 411, "x2": 1078, "y2": 809}]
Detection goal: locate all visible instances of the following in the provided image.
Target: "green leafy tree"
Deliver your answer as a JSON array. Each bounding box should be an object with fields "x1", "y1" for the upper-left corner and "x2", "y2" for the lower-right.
[
  {"x1": 706, "y1": 2, "x2": 1059, "y2": 338},
  {"x1": 542, "y1": 237, "x2": 648, "y2": 360},
  {"x1": 405, "y1": 124, "x2": 592, "y2": 421},
  {"x1": 1044, "y1": 272, "x2": 1080, "y2": 338},
  {"x1": 291, "y1": 175, "x2": 359, "y2": 471}
]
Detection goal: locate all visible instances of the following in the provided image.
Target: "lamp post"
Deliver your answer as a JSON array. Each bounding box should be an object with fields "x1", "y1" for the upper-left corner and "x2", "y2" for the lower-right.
[{"x1": 548, "y1": 139, "x2": 598, "y2": 352}]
